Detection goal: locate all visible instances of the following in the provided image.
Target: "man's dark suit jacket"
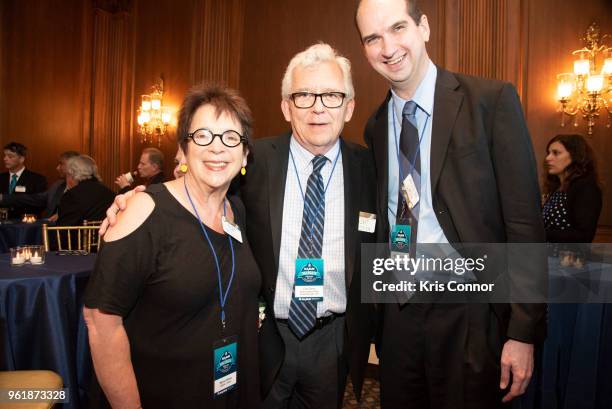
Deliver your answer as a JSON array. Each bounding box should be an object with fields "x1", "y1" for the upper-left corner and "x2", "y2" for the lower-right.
[
  {"x1": 240, "y1": 133, "x2": 377, "y2": 399},
  {"x1": 0, "y1": 179, "x2": 66, "y2": 217},
  {"x1": 0, "y1": 169, "x2": 47, "y2": 218},
  {"x1": 57, "y1": 178, "x2": 115, "y2": 226},
  {"x1": 364, "y1": 67, "x2": 547, "y2": 344}
]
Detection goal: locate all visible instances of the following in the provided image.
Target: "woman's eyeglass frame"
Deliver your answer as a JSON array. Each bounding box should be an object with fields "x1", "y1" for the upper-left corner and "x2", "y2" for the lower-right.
[{"x1": 186, "y1": 128, "x2": 247, "y2": 148}]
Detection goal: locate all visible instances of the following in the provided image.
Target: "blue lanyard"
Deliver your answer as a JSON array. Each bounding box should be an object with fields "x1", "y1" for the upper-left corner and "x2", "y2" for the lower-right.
[
  {"x1": 289, "y1": 146, "x2": 341, "y2": 257},
  {"x1": 391, "y1": 99, "x2": 430, "y2": 186},
  {"x1": 183, "y1": 175, "x2": 235, "y2": 331}
]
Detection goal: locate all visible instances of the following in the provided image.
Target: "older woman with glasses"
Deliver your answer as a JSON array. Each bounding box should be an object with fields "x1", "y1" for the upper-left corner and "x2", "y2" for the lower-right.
[{"x1": 83, "y1": 84, "x2": 261, "y2": 409}]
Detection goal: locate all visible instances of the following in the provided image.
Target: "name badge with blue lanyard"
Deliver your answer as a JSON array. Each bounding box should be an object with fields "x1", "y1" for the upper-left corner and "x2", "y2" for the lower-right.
[
  {"x1": 184, "y1": 176, "x2": 238, "y2": 398},
  {"x1": 289, "y1": 147, "x2": 340, "y2": 303},
  {"x1": 213, "y1": 336, "x2": 238, "y2": 397},
  {"x1": 391, "y1": 99, "x2": 429, "y2": 254}
]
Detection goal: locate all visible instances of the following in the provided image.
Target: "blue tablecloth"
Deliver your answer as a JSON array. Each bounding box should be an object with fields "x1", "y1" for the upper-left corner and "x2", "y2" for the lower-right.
[
  {"x1": 517, "y1": 256, "x2": 612, "y2": 409},
  {"x1": 0, "y1": 252, "x2": 96, "y2": 409},
  {"x1": 0, "y1": 220, "x2": 45, "y2": 253}
]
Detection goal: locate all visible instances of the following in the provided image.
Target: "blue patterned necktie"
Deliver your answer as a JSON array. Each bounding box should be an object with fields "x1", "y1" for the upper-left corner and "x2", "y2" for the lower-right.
[
  {"x1": 396, "y1": 100, "x2": 421, "y2": 249},
  {"x1": 8, "y1": 174, "x2": 18, "y2": 194},
  {"x1": 288, "y1": 154, "x2": 327, "y2": 339}
]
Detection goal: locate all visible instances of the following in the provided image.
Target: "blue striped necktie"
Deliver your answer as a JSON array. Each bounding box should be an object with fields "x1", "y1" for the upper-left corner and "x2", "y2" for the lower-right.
[
  {"x1": 288, "y1": 154, "x2": 327, "y2": 339},
  {"x1": 396, "y1": 100, "x2": 420, "y2": 250}
]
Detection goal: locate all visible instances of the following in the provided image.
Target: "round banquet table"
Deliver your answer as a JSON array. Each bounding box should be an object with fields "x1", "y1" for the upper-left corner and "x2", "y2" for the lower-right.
[
  {"x1": 0, "y1": 220, "x2": 46, "y2": 253},
  {"x1": 0, "y1": 252, "x2": 96, "y2": 409}
]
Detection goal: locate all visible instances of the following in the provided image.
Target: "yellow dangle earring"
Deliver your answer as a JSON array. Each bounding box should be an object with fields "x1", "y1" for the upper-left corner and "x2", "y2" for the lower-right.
[
  {"x1": 240, "y1": 166, "x2": 246, "y2": 176},
  {"x1": 179, "y1": 164, "x2": 188, "y2": 173}
]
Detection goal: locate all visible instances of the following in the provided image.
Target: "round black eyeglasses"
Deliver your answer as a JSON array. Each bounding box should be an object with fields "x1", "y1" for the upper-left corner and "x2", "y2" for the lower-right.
[{"x1": 186, "y1": 128, "x2": 247, "y2": 147}]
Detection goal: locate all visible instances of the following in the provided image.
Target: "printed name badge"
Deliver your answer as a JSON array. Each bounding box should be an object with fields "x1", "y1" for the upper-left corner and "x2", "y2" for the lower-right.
[
  {"x1": 213, "y1": 336, "x2": 238, "y2": 398},
  {"x1": 15, "y1": 186, "x2": 26, "y2": 193},
  {"x1": 294, "y1": 258, "x2": 324, "y2": 302},
  {"x1": 358, "y1": 211, "x2": 377, "y2": 233},
  {"x1": 401, "y1": 174, "x2": 419, "y2": 209},
  {"x1": 222, "y1": 216, "x2": 243, "y2": 243},
  {"x1": 391, "y1": 224, "x2": 411, "y2": 254}
]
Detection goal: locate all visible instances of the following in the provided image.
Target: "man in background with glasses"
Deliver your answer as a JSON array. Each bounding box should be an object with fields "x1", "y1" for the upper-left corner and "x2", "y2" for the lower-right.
[{"x1": 239, "y1": 42, "x2": 377, "y2": 409}]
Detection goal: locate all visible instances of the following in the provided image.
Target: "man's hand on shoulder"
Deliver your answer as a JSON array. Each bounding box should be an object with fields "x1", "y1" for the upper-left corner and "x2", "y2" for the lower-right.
[{"x1": 99, "y1": 185, "x2": 146, "y2": 236}]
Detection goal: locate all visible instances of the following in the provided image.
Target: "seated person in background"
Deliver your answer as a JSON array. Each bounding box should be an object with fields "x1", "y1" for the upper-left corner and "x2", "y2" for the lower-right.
[
  {"x1": 0, "y1": 142, "x2": 47, "y2": 218},
  {"x1": 0, "y1": 151, "x2": 79, "y2": 221},
  {"x1": 114, "y1": 147, "x2": 165, "y2": 193},
  {"x1": 57, "y1": 155, "x2": 115, "y2": 226}
]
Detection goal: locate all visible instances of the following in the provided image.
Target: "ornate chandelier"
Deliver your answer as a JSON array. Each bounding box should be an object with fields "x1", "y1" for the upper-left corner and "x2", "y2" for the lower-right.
[
  {"x1": 556, "y1": 22, "x2": 611, "y2": 136},
  {"x1": 136, "y1": 76, "x2": 173, "y2": 146}
]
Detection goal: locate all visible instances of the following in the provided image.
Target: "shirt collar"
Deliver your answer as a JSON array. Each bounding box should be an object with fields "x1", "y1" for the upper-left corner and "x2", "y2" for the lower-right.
[
  {"x1": 289, "y1": 135, "x2": 340, "y2": 172},
  {"x1": 11, "y1": 167, "x2": 25, "y2": 179},
  {"x1": 391, "y1": 59, "x2": 437, "y2": 119}
]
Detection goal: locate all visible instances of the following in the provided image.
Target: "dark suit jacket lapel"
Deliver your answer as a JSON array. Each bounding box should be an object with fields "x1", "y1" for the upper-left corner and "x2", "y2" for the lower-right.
[
  {"x1": 16, "y1": 169, "x2": 28, "y2": 186},
  {"x1": 430, "y1": 67, "x2": 463, "y2": 193},
  {"x1": 268, "y1": 133, "x2": 291, "y2": 272},
  {"x1": 341, "y1": 138, "x2": 361, "y2": 288},
  {"x1": 371, "y1": 92, "x2": 391, "y2": 237}
]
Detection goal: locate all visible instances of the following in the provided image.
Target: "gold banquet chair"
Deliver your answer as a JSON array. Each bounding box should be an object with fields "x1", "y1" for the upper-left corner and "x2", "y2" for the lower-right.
[
  {"x1": 0, "y1": 370, "x2": 63, "y2": 409},
  {"x1": 83, "y1": 220, "x2": 103, "y2": 250},
  {"x1": 42, "y1": 224, "x2": 101, "y2": 253}
]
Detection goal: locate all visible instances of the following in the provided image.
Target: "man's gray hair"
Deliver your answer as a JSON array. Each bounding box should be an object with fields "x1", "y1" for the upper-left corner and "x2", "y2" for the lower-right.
[
  {"x1": 65, "y1": 155, "x2": 102, "y2": 182},
  {"x1": 281, "y1": 43, "x2": 355, "y2": 100}
]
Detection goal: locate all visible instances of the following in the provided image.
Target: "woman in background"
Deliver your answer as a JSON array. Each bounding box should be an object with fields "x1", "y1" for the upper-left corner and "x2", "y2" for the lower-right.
[
  {"x1": 535, "y1": 133, "x2": 603, "y2": 409},
  {"x1": 542, "y1": 133, "x2": 602, "y2": 243}
]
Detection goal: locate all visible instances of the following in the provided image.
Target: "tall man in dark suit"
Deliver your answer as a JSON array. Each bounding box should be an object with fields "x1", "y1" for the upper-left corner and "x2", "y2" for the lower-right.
[
  {"x1": 241, "y1": 43, "x2": 377, "y2": 409},
  {"x1": 355, "y1": 0, "x2": 546, "y2": 407},
  {"x1": 0, "y1": 142, "x2": 47, "y2": 218}
]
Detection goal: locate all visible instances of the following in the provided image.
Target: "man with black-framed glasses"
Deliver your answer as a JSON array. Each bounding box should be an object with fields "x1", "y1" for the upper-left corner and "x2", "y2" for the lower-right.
[{"x1": 241, "y1": 43, "x2": 377, "y2": 409}]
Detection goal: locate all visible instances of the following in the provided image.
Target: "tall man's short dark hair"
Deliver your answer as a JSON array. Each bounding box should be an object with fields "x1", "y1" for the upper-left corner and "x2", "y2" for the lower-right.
[
  {"x1": 355, "y1": 0, "x2": 424, "y2": 37},
  {"x1": 3, "y1": 142, "x2": 27, "y2": 157}
]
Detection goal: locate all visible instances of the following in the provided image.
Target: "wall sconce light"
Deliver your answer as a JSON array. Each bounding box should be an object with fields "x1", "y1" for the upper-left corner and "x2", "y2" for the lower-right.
[
  {"x1": 556, "y1": 22, "x2": 611, "y2": 135},
  {"x1": 137, "y1": 76, "x2": 173, "y2": 146}
]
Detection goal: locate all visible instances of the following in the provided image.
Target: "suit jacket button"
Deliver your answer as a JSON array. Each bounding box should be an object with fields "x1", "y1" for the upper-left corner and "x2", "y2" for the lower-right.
[
  {"x1": 438, "y1": 210, "x2": 446, "y2": 215},
  {"x1": 269, "y1": 287, "x2": 275, "y2": 293}
]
